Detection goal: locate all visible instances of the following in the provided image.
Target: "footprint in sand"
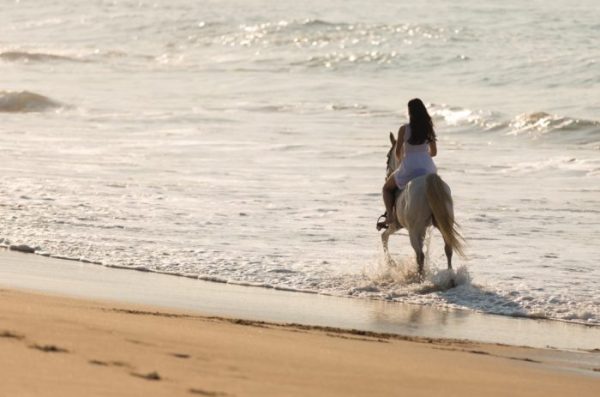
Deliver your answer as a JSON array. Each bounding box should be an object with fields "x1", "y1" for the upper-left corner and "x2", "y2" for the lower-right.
[
  {"x1": 0, "y1": 330, "x2": 24, "y2": 340},
  {"x1": 189, "y1": 389, "x2": 231, "y2": 396},
  {"x1": 169, "y1": 352, "x2": 191, "y2": 359},
  {"x1": 130, "y1": 371, "x2": 161, "y2": 381},
  {"x1": 88, "y1": 359, "x2": 132, "y2": 368},
  {"x1": 2, "y1": 330, "x2": 68, "y2": 353},
  {"x1": 88, "y1": 359, "x2": 109, "y2": 366},
  {"x1": 29, "y1": 343, "x2": 69, "y2": 353}
]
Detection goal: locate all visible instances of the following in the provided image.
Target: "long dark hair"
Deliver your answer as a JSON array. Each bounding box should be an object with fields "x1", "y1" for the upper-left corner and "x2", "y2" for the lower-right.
[{"x1": 407, "y1": 98, "x2": 436, "y2": 145}]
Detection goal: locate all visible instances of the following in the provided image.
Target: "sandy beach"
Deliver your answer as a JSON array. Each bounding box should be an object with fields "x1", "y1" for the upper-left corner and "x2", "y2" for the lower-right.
[
  {"x1": 1, "y1": 285, "x2": 599, "y2": 396},
  {"x1": 2, "y1": 2, "x2": 599, "y2": 395}
]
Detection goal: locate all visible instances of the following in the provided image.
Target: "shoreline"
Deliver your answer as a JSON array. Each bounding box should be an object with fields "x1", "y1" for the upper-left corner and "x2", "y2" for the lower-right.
[
  {"x1": 4, "y1": 245, "x2": 597, "y2": 330},
  {"x1": 1, "y1": 250, "x2": 599, "y2": 395},
  {"x1": 1, "y1": 249, "x2": 599, "y2": 351}
]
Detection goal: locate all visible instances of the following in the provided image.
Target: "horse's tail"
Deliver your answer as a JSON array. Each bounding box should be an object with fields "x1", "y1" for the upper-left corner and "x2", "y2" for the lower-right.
[{"x1": 425, "y1": 173, "x2": 466, "y2": 257}]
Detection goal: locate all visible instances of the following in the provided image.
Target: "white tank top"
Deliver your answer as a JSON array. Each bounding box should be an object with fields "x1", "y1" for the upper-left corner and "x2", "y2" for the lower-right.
[{"x1": 404, "y1": 124, "x2": 429, "y2": 154}]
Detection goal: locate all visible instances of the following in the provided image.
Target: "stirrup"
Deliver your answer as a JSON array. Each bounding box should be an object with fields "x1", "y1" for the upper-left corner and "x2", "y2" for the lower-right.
[{"x1": 376, "y1": 212, "x2": 388, "y2": 231}]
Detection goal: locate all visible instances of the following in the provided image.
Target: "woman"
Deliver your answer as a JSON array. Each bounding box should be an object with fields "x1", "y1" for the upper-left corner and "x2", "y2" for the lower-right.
[{"x1": 378, "y1": 98, "x2": 438, "y2": 230}]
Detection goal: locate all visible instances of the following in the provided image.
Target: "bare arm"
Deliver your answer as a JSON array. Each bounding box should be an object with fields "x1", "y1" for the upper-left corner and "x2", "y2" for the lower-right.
[
  {"x1": 395, "y1": 125, "x2": 405, "y2": 162},
  {"x1": 429, "y1": 140, "x2": 437, "y2": 157}
]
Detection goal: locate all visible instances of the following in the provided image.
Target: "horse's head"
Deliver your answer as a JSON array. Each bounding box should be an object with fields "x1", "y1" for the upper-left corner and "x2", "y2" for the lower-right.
[{"x1": 386, "y1": 132, "x2": 399, "y2": 178}]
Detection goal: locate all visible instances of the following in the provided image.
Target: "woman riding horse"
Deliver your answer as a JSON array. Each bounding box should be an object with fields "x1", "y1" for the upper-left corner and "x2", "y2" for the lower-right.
[{"x1": 378, "y1": 98, "x2": 438, "y2": 230}]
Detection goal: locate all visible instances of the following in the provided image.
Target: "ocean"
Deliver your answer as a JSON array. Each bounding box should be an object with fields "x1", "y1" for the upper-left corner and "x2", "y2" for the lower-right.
[{"x1": 1, "y1": 0, "x2": 599, "y2": 325}]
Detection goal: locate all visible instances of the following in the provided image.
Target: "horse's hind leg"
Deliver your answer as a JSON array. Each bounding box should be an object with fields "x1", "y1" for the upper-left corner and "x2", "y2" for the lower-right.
[
  {"x1": 409, "y1": 229, "x2": 425, "y2": 278},
  {"x1": 433, "y1": 215, "x2": 453, "y2": 270},
  {"x1": 443, "y1": 239, "x2": 456, "y2": 288},
  {"x1": 444, "y1": 242, "x2": 453, "y2": 270}
]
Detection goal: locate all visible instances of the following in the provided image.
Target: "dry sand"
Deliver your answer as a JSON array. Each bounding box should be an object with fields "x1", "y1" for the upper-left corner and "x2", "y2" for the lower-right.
[{"x1": 1, "y1": 288, "x2": 598, "y2": 397}]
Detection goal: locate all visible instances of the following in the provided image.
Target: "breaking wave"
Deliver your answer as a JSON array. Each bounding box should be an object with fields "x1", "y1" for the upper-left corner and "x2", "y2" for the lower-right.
[
  {"x1": 508, "y1": 112, "x2": 600, "y2": 144},
  {"x1": 429, "y1": 104, "x2": 600, "y2": 146},
  {"x1": 0, "y1": 50, "x2": 85, "y2": 63},
  {"x1": 0, "y1": 91, "x2": 63, "y2": 113}
]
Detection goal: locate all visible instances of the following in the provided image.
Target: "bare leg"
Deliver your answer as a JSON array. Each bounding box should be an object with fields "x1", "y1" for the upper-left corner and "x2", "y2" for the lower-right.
[{"x1": 382, "y1": 175, "x2": 398, "y2": 227}]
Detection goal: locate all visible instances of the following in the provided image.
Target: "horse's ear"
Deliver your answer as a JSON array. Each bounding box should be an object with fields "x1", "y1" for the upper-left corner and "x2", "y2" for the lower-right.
[{"x1": 389, "y1": 132, "x2": 396, "y2": 145}]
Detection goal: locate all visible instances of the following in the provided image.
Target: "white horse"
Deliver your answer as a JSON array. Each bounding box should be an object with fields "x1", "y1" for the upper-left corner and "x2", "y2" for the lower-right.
[{"x1": 381, "y1": 132, "x2": 465, "y2": 278}]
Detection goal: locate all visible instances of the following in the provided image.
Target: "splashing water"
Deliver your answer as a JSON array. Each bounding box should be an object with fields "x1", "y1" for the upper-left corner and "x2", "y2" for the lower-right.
[{"x1": 357, "y1": 228, "x2": 472, "y2": 300}]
